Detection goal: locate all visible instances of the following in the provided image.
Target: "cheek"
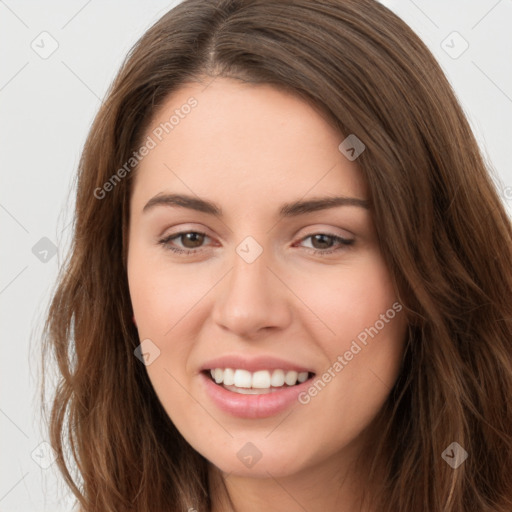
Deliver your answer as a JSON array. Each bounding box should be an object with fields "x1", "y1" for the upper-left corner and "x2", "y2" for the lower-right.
[
  {"x1": 304, "y1": 315, "x2": 406, "y2": 456},
  {"x1": 127, "y1": 245, "x2": 218, "y2": 393},
  {"x1": 290, "y1": 251, "x2": 406, "y2": 425},
  {"x1": 127, "y1": 243, "x2": 215, "y2": 338},
  {"x1": 288, "y1": 250, "x2": 399, "y2": 344}
]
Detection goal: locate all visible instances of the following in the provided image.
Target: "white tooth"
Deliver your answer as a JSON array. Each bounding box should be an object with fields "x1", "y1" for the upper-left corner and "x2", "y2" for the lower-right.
[
  {"x1": 214, "y1": 368, "x2": 224, "y2": 384},
  {"x1": 234, "y1": 369, "x2": 252, "y2": 388},
  {"x1": 297, "y1": 372, "x2": 308, "y2": 383},
  {"x1": 270, "y1": 369, "x2": 285, "y2": 387},
  {"x1": 223, "y1": 368, "x2": 235, "y2": 386},
  {"x1": 252, "y1": 370, "x2": 271, "y2": 388},
  {"x1": 284, "y1": 370, "x2": 298, "y2": 386},
  {"x1": 210, "y1": 369, "x2": 215, "y2": 379}
]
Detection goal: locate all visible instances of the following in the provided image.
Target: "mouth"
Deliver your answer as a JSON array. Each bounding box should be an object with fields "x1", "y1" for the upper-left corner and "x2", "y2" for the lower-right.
[
  {"x1": 198, "y1": 356, "x2": 318, "y2": 418},
  {"x1": 202, "y1": 368, "x2": 316, "y2": 395}
]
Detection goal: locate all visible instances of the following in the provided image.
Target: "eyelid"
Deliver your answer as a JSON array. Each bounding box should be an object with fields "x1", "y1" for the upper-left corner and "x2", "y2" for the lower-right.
[
  {"x1": 158, "y1": 222, "x2": 213, "y2": 237},
  {"x1": 159, "y1": 222, "x2": 353, "y2": 242},
  {"x1": 294, "y1": 224, "x2": 355, "y2": 240}
]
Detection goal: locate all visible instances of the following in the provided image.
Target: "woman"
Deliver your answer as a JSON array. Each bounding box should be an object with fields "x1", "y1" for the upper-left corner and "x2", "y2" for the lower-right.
[{"x1": 42, "y1": 0, "x2": 512, "y2": 510}]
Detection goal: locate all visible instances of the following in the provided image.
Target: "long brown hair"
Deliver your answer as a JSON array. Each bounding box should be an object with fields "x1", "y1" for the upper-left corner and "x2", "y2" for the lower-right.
[{"x1": 41, "y1": 0, "x2": 512, "y2": 510}]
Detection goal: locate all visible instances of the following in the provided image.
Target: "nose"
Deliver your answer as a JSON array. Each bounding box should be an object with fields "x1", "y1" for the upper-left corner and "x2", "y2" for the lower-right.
[{"x1": 211, "y1": 246, "x2": 293, "y2": 338}]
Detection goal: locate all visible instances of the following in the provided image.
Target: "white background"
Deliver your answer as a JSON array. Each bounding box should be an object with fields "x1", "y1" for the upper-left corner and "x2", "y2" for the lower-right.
[{"x1": 1, "y1": 1, "x2": 511, "y2": 510}]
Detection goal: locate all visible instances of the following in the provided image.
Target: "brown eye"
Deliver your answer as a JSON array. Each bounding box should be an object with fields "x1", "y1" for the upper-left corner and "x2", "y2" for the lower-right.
[
  {"x1": 180, "y1": 232, "x2": 206, "y2": 248},
  {"x1": 297, "y1": 233, "x2": 355, "y2": 255},
  {"x1": 310, "y1": 234, "x2": 336, "y2": 249},
  {"x1": 158, "y1": 231, "x2": 211, "y2": 254}
]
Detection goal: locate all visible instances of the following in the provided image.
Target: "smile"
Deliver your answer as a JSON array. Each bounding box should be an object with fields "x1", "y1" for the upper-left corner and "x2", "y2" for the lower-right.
[
  {"x1": 200, "y1": 368, "x2": 317, "y2": 418},
  {"x1": 207, "y1": 368, "x2": 313, "y2": 394}
]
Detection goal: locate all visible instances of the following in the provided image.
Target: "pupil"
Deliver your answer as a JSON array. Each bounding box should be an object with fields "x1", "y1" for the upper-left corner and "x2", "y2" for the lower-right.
[
  {"x1": 183, "y1": 232, "x2": 204, "y2": 248},
  {"x1": 312, "y1": 234, "x2": 332, "y2": 249}
]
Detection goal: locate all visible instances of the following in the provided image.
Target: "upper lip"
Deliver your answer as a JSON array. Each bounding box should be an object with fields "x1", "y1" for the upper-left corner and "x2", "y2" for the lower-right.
[{"x1": 200, "y1": 355, "x2": 315, "y2": 374}]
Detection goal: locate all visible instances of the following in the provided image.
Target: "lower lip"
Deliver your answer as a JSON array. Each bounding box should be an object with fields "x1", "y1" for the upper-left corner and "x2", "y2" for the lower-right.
[{"x1": 199, "y1": 371, "x2": 314, "y2": 419}]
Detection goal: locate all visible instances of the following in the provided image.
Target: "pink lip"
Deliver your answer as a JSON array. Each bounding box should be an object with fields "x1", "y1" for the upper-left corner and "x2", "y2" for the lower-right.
[
  {"x1": 199, "y1": 354, "x2": 314, "y2": 373},
  {"x1": 199, "y1": 371, "x2": 315, "y2": 419}
]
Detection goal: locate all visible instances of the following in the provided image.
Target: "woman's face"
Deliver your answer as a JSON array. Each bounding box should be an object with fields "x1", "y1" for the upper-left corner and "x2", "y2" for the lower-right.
[{"x1": 127, "y1": 77, "x2": 407, "y2": 479}]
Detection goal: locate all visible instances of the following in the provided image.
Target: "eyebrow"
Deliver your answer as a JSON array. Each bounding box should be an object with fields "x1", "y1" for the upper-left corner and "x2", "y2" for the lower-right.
[{"x1": 142, "y1": 193, "x2": 370, "y2": 217}]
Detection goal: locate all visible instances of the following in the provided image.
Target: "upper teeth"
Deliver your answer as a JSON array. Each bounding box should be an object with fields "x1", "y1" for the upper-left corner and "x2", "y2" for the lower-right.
[{"x1": 209, "y1": 368, "x2": 309, "y2": 388}]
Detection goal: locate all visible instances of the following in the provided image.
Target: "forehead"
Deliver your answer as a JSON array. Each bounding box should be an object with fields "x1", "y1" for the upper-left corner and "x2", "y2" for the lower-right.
[{"x1": 131, "y1": 78, "x2": 368, "y2": 209}]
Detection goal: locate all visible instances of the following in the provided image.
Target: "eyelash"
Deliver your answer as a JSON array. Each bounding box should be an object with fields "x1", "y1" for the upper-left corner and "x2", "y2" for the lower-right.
[{"x1": 157, "y1": 231, "x2": 354, "y2": 256}]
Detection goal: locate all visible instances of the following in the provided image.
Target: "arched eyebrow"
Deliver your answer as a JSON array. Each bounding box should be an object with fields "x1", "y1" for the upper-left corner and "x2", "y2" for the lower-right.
[{"x1": 142, "y1": 193, "x2": 370, "y2": 217}]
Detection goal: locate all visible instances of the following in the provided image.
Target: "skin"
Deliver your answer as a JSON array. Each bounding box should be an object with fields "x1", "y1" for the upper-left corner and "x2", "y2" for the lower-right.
[{"x1": 127, "y1": 77, "x2": 408, "y2": 512}]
